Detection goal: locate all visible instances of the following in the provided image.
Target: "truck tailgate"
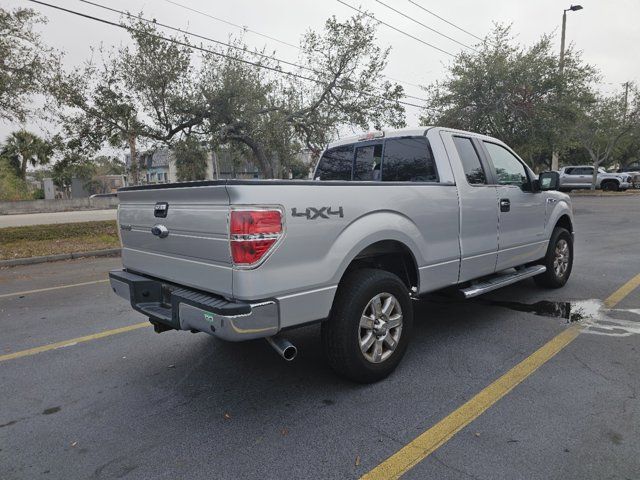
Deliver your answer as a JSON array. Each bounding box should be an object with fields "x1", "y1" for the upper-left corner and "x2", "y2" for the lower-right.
[{"x1": 117, "y1": 183, "x2": 232, "y2": 296}]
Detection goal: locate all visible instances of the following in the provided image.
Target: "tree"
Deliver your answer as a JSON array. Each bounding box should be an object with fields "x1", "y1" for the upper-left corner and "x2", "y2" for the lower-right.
[
  {"x1": 52, "y1": 13, "x2": 405, "y2": 179},
  {"x1": 51, "y1": 153, "x2": 96, "y2": 197},
  {"x1": 93, "y1": 155, "x2": 126, "y2": 176},
  {"x1": 174, "y1": 137, "x2": 208, "y2": 181},
  {"x1": 1, "y1": 130, "x2": 54, "y2": 179},
  {"x1": 0, "y1": 7, "x2": 59, "y2": 123},
  {"x1": 574, "y1": 87, "x2": 640, "y2": 189},
  {"x1": 0, "y1": 158, "x2": 31, "y2": 201},
  {"x1": 419, "y1": 25, "x2": 596, "y2": 171},
  {"x1": 49, "y1": 19, "x2": 198, "y2": 184},
  {"x1": 199, "y1": 13, "x2": 406, "y2": 176}
]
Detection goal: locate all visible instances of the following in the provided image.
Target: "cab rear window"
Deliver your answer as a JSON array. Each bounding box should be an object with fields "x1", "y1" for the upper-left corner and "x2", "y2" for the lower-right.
[{"x1": 315, "y1": 136, "x2": 438, "y2": 182}]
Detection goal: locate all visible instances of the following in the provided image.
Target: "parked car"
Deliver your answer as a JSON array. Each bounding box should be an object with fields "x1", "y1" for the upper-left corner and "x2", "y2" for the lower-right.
[
  {"x1": 616, "y1": 166, "x2": 640, "y2": 188},
  {"x1": 558, "y1": 166, "x2": 632, "y2": 191},
  {"x1": 109, "y1": 127, "x2": 574, "y2": 383}
]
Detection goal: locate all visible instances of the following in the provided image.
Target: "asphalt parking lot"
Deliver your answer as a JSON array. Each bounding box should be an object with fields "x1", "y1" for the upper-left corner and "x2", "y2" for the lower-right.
[{"x1": 1, "y1": 195, "x2": 639, "y2": 480}]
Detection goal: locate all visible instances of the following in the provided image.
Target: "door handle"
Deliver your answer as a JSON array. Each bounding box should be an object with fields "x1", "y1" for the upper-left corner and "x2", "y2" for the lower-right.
[{"x1": 500, "y1": 198, "x2": 511, "y2": 212}]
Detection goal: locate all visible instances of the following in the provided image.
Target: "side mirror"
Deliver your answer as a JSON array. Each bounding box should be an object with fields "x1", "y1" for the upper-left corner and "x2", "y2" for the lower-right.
[{"x1": 538, "y1": 171, "x2": 560, "y2": 191}]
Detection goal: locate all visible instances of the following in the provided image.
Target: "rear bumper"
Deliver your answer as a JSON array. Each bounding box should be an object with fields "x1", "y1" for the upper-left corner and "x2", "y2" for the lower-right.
[{"x1": 109, "y1": 270, "x2": 279, "y2": 341}]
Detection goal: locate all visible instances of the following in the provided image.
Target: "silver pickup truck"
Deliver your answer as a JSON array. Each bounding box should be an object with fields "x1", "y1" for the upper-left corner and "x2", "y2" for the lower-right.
[
  {"x1": 558, "y1": 165, "x2": 632, "y2": 191},
  {"x1": 110, "y1": 127, "x2": 574, "y2": 383}
]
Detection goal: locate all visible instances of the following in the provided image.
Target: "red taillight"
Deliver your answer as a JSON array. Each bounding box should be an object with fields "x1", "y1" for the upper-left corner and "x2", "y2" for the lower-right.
[{"x1": 230, "y1": 209, "x2": 282, "y2": 265}]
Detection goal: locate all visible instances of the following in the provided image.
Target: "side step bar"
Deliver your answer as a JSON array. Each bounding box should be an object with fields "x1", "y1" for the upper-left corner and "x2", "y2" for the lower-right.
[{"x1": 460, "y1": 265, "x2": 546, "y2": 299}]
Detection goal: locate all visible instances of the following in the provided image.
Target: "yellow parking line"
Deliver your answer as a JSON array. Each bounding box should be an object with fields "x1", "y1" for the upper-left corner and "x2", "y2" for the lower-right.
[
  {"x1": 0, "y1": 322, "x2": 150, "y2": 363},
  {"x1": 361, "y1": 272, "x2": 640, "y2": 479},
  {"x1": 0, "y1": 279, "x2": 109, "y2": 299},
  {"x1": 604, "y1": 272, "x2": 640, "y2": 308}
]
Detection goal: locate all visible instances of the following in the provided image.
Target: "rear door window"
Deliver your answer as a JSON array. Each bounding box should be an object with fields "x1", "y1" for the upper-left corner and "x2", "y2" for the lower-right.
[
  {"x1": 354, "y1": 143, "x2": 383, "y2": 181},
  {"x1": 382, "y1": 137, "x2": 438, "y2": 182},
  {"x1": 453, "y1": 136, "x2": 487, "y2": 185},
  {"x1": 315, "y1": 145, "x2": 353, "y2": 180}
]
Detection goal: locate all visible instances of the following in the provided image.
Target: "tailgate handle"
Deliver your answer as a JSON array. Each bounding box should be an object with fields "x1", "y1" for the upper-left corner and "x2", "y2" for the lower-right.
[{"x1": 151, "y1": 224, "x2": 169, "y2": 238}]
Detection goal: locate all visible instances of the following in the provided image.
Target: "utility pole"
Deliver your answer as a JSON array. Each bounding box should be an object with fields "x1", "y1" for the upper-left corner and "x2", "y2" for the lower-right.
[
  {"x1": 552, "y1": 5, "x2": 583, "y2": 171},
  {"x1": 622, "y1": 81, "x2": 631, "y2": 120}
]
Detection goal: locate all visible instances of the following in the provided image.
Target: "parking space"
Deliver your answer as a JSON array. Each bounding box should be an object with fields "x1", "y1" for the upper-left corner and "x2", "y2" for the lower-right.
[{"x1": 1, "y1": 195, "x2": 639, "y2": 479}]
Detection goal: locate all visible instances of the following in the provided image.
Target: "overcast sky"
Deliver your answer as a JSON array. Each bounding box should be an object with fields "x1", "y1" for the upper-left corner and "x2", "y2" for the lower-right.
[{"x1": 2, "y1": 0, "x2": 639, "y2": 145}]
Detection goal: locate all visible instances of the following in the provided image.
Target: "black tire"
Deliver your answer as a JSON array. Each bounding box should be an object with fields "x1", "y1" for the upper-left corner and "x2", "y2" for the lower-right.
[
  {"x1": 601, "y1": 180, "x2": 619, "y2": 192},
  {"x1": 534, "y1": 227, "x2": 573, "y2": 288},
  {"x1": 321, "y1": 268, "x2": 413, "y2": 383}
]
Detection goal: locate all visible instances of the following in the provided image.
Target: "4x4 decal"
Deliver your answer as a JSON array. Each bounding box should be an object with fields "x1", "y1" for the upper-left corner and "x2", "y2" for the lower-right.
[{"x1": 291, "y1": 206, "x2": 344, "y2": 220}]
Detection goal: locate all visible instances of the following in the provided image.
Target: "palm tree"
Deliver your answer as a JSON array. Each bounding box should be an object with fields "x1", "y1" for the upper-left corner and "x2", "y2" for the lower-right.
[{"x1": 1, "y1": 130, "x2": 53, "y2": 179}]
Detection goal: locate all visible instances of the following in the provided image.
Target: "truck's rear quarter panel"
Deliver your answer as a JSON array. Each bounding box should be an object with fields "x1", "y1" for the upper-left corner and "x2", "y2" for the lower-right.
[{"x1": 226, "y1": 182, "x2": 460, "y2": 327}]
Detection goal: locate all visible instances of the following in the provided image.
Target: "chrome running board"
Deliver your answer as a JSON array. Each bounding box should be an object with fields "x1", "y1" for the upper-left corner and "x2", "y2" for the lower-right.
[{"x1": 460, "y1": 265, "x2": 546, "y2": 299}]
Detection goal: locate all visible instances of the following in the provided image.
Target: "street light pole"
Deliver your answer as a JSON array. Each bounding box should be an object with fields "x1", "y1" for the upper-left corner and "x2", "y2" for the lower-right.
[{"x1": 552, "y1": 5, "x2": 583, "y2": 171}]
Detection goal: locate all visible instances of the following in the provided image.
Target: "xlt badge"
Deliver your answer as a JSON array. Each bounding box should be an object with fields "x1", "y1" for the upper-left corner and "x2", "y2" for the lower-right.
[{"x1": 154, "y1": 202, "x2": 169, "y2": 218}]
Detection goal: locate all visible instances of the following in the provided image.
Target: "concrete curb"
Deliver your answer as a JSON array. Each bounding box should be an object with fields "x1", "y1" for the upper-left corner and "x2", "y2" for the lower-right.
[
  {"x1": 0, "y1": 248, "x2": 121, "y2": 268},
  {"x1": 569, "y1": 191, "x2": 640, "y2": 197}
]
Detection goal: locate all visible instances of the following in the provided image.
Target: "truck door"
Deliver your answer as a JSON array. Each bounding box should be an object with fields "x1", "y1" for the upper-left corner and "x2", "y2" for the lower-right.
[
  {"x1": 442, "y1": 133, "x2": 499, "y2": 282},
  {"x1": 560, "y1": 167, "x2": 576, "y2": 187},
  {"x1": 575, "y1": 167, "x2": 594, "y2": 188},
  {"x1": 480, "y1": 141, "x2": 547, "y2": 270}
]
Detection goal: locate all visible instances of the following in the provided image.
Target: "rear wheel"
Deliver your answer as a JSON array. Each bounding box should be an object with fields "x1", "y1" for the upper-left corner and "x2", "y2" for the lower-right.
[
  {"x1": 534, "y1": 227, "x2": 573, "y2": 288},
  {"x1": 322, "y1": 268, "x2": 413, "y2": 383}
]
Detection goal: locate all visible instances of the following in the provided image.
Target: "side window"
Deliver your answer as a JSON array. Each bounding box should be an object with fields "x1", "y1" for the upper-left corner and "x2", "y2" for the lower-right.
[
  {"x1": 354, "y1": 143, "x2": 383, "y2": 181},
  {"x1": 577, "y1": 167, "x2": 594, "y2": 175},
  {"x1": 453, "y1": 136, "x2": 486, "y2": 185},
  {"x1": 483, "y1": 142, "x2": 528, "y2": 187},
  {"x1": 382, "y1": 137, "x2": 438, "y2": 182},
  {"x1": 564, "y1": 167, "x2": 574, "y2": 175},
  {"x1": 315, "y1": 145, "x2": 353, "y2": 180}
]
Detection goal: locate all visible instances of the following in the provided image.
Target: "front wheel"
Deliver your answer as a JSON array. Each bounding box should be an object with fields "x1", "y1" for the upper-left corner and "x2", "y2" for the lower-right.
[
  {"x1": 321, "y1": 268, "x2": 413, "y2": 383},
  {"x1": 534, "y1": 227, "x2": 573, "y2": 288},
  {"x1": 601, "y1": 181, "x2": 619, "y2": 192}
]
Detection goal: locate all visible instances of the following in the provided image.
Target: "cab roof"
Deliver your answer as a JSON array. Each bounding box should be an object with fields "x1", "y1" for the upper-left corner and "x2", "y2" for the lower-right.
[{"x1": 326, "y1": 126, "x2": 506, "y2": 149}]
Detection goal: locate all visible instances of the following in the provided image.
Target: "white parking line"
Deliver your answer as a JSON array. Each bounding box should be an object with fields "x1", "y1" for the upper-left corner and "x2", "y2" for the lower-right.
[{"x1": 0, "y1": 279, "x2": 109, "y2": 299}]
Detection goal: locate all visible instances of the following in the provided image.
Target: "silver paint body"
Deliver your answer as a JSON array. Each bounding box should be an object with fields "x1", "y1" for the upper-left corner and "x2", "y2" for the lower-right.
[
  {"x1": 558, "y1": 166, "x2": 632, "y2": 190},
  {"x1": 115, "y1": 127, "x2": 574, "y2": 336}
]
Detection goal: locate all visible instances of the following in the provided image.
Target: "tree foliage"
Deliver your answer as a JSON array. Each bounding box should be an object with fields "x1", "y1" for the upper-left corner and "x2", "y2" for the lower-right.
[
  {"x1": 1, "y1": 130, "x2": 54, "y2": 179},
  {"x1": 51, "y1": 153, "x2": 96, "y2": 196},
  {"x1": 0, "y1": 158, "x2": 31, "y2": 201},
  {"x1": 50, "y1": 12, "x2": 405, "y2": 180},
  {"x1": 573, "y1": 86, "x2": 640, "y2": 188},
  {"x1": 174, "y1": 137, "x2": 208, "y2": 181},
  {"x1": 0, "y1": 7, "x2": 59, "y2": 123},
  {"x1": 420, "y1": 25, "x2": 597, "y2": 171}
]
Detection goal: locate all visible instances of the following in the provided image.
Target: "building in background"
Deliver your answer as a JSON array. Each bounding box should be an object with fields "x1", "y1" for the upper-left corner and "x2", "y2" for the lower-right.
[{"x1": 124, "y1": 146, "x2": 316, "y2": 185}]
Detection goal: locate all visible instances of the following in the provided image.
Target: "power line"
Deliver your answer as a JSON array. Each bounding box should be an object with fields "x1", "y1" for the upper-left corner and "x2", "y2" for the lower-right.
[
  {"x1": 164, "y1": 0, "x2": 299, "y2": 50},
  {"x1": 155, "y1": 0, "x2": 431, "y2": 99},
  {"x1": 27, "y1": 0, "x2": 430, "y2": 110},
  {"x1": 78, "y1": 0, "x2": 312, "y2": 74},
  {"x1": 407, "y1": 0, "x2": 484, "y2": 43},
  {"x1": 336, "y1": 0, "x2": 455, "y2": 57},
  {"x1": 78, "y1": 0, "x2": 432, "y2": 106},
  {"x1": 375, "y1": 0, "x2": 478, "y2": 52}
]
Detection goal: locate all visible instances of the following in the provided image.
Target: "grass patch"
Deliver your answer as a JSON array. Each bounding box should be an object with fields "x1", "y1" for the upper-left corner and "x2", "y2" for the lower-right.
[{"x1": 0, "y1": 220, "x2": 120, "y2": 260}]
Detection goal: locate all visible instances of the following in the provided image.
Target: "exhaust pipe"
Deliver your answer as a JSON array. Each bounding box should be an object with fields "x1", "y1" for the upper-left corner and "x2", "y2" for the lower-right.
[{"x1": 266, "y1": 336, "x2": 297, "y2": 361}]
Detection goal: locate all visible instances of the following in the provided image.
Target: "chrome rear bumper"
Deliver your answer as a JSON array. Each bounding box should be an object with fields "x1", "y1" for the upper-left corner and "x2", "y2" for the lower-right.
[{"x1": 109, "y1": 269, "x2": 279, "y2": 341}]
